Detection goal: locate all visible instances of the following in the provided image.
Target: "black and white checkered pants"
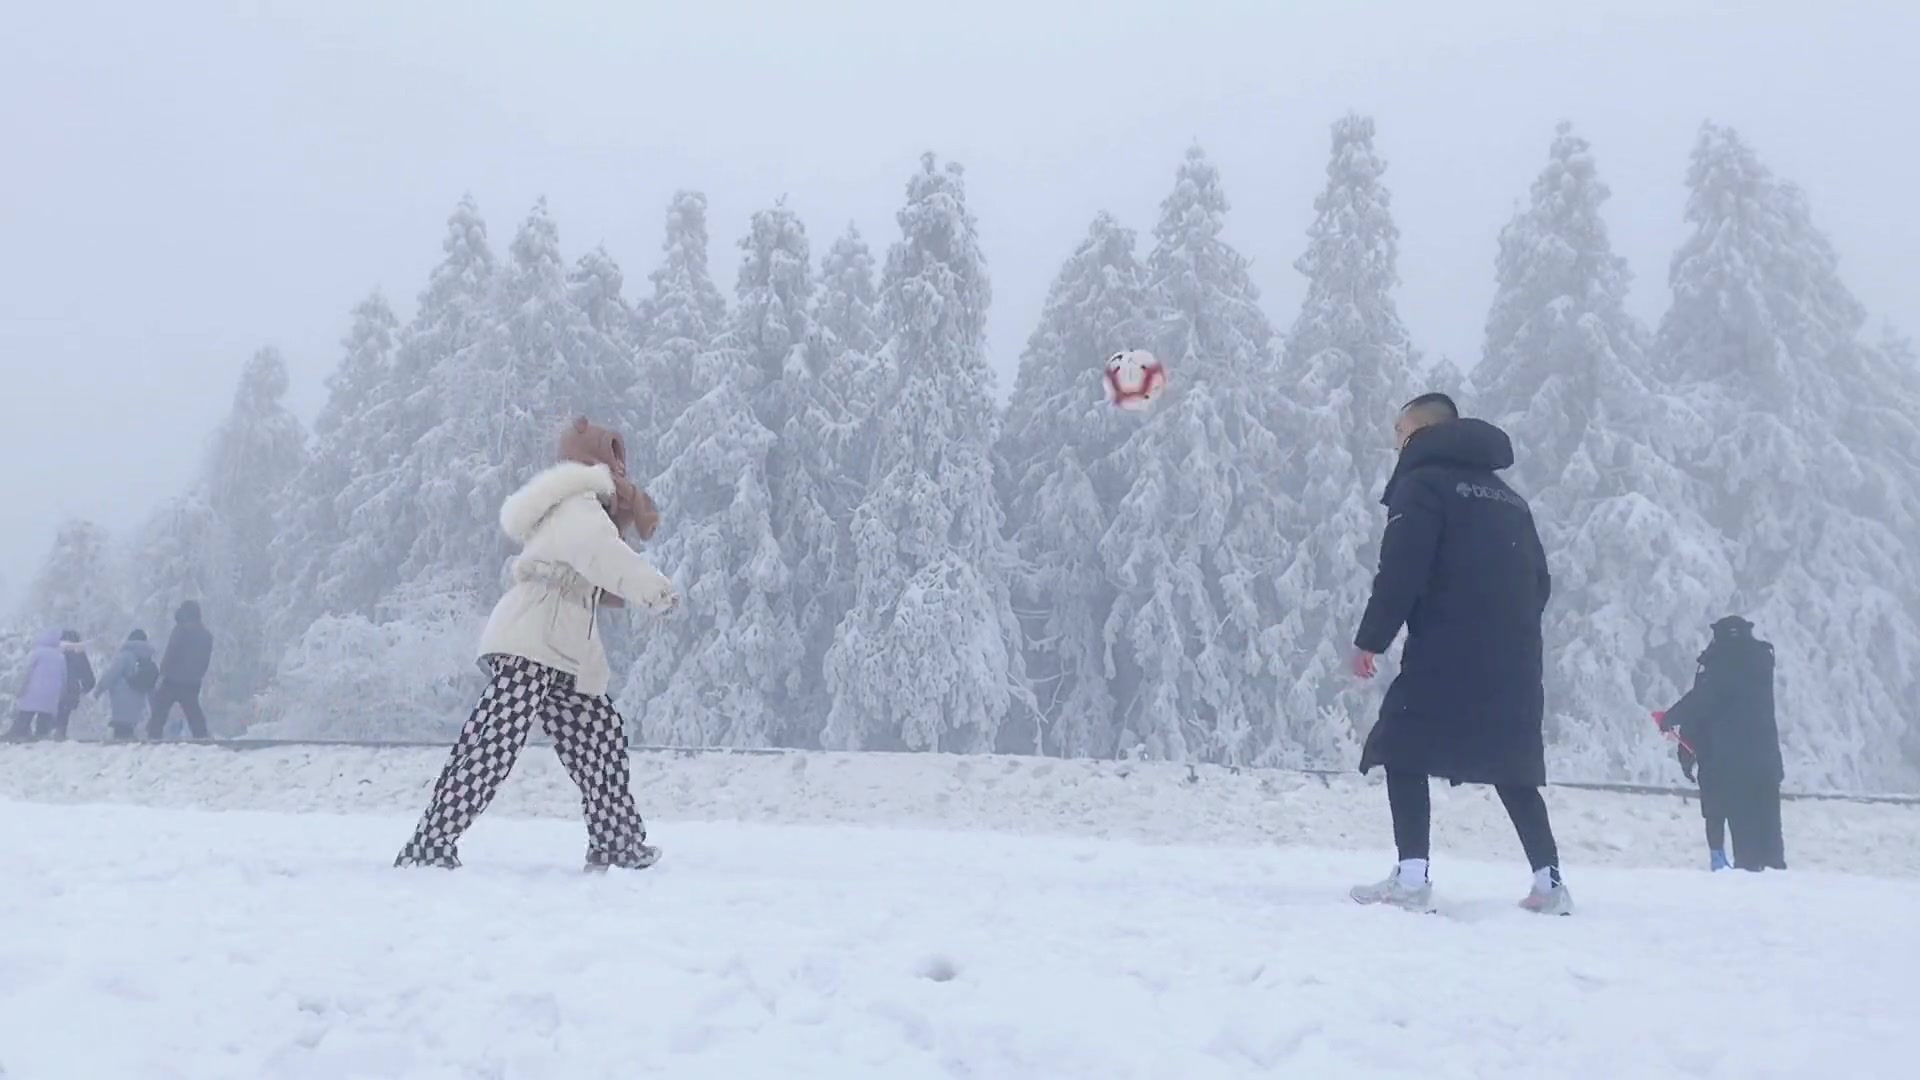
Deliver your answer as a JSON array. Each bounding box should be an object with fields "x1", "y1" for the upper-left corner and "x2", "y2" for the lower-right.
[{"x1": 396, "y1": 654, "x2": 648, "y2": 869}]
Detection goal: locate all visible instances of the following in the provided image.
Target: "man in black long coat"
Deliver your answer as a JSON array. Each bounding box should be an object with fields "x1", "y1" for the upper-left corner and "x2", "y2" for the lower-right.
[
  {"x1": 1348, "y1": 394, "x2": 1570, "y2": 915},
  {"x1": 1661, "y1": 616, "x2": 1785, "y2": 872}
]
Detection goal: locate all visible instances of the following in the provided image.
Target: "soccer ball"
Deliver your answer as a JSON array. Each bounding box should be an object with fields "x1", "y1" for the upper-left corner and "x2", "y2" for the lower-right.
[{"x1": 1103, "y1": 349, "x2": 1166, "y2": 411}]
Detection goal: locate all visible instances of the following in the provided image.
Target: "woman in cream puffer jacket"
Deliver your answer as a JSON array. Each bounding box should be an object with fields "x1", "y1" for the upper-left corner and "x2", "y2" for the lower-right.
[{"x1": 397, "y1": 418, "x2": 677, "y2": 872}]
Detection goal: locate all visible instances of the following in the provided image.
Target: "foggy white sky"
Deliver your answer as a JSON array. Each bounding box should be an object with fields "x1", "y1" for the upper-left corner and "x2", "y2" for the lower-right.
[{"x1": 4, "y1": 0, "x2": 1917, "y2": 601}]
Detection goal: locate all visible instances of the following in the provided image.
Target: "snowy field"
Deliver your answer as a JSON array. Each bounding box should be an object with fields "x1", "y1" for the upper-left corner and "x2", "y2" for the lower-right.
[
  {"x1": 3, "y1": 747, "x2": 1919, "y2": 1078},
  {"x1": 3, "y1": 742, "x2": 1918, "y2": 875}
]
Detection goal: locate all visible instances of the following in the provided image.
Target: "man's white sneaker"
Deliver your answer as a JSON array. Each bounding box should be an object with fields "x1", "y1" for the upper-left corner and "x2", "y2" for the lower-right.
[
  {"x1": 1519, "y1": 880, "x2": 1574, "y2": 916},
  {"x1": 1350, "y1": 871, "x2": 1436, "y2": 913}
]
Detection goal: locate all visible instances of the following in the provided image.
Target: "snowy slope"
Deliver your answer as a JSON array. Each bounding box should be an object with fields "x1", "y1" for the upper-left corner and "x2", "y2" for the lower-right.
[
  {"x1": 2, "y1": 743, "x2": 1916, "y2": 876},
  {"x1": 2, "y1": 799, "x2": 1915, "y2": 1080}
]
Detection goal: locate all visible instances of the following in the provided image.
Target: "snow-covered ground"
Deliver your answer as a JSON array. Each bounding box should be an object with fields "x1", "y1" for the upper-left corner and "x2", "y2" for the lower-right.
[
  {"x1": 3, "y1": 741, "x2": 1917, "y2": 875},
  {"x1": 3, "y1": 797, "x2": 1917, "y2": 1079},
  {"x1": 3, "y1": 745, "x2": 1918, "y2": 1077}
]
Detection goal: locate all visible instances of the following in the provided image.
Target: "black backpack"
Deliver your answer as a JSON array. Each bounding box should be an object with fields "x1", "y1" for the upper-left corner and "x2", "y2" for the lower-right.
[{"x1": 127, "y1": 655, "x2": 160, "y2": 694}]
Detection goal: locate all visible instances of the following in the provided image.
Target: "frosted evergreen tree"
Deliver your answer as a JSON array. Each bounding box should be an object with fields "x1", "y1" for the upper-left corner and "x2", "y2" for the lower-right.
[
  {"x1": 809, "y1": 224, "x2": 884, "y2": 712},
  {"x1": 568, "y1": 245, "x2": 642, "y2": 432},
  {"x1": 331, "y1": 196, "x2": 496, "y2": 618},
  {"x1": 739, "y1": 203, "x2": 857, "y2": 735},
  {"x1": 620, "y1": 342, "x2": 790, "y2": 747},
  {"x1": 635, "y1": 191, "x2": 729, "y2": 484},
  {"x1": 622, "y1": 203, "x2": 844, "y2": 747},
  {"x1": 126, "y1": 494, "x2": 222, "y2": 637},
  {"x1": 823, "y1": 154, "x2": 1031, "y2": 752},
  {"x1": 1078, "y1": 147, "x2": 1294, "y2": 764},
  {"x1": 271, "y1": 291, "x2": 399, "y2": 642},
  {"x1": 201, "y1": 347, "x2": 307, "y2": 703},
  {"x1": 1855, "y1": 323, "x2": 1920, "y2": 542},
  {"x1": 1272, "y1": 116, "x2": 1422, "y2": 764},
  {"x1": 21, "y1": 519, "x2": 126, "y2": 643},
  {"x1": 1655, "y1": 123, "x2": 1920, "y2": 788},
  {"x1": 814, "y1": 224, "x2": 884, "y2": 447},
  {"x1": 562, "y1": 244, "x2": 647, "y2": 670},
  {"x1": 410, "y1": 199, "x2": 606, "y2": 599},
  {"x1": 1475, "y1": 123, "x2": 1733, "y2": 779},
  {"x1": 570, "y1": 246, "x2": 636, "y2": 350},
  {"x1": 1426, "y1": 354, "x2": 1468, "y2": 401},
  {"x1": 997, "y1": 212, "x2": 1148, "y2": 758}
]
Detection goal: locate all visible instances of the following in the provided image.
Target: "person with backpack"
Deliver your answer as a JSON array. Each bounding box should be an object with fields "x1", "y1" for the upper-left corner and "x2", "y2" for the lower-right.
[
  {"x1": 94, "y1": 629, "x2": 160, "y2": 741},
  {"x1": 148, "y1": 600, "x2": 214, "y2": 739},
  {"x1": 44, "y1": 630, "x2": 97, "y2": 739},
  {"x1": 8, "y1": 630, "x2": 68, "y2": 740}
]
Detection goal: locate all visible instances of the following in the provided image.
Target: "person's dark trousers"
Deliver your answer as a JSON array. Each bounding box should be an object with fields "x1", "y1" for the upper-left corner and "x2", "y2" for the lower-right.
[
  {"x1": 147, "y1": 682, "x2": 209, "y2": 739},
  {"x1": 1386, "y1": 769, "x2": 1561, "y2": 871},
  {"x1": 1725, "y1": 778, "x2": 1786, "y2": 871},
  {"x1": 38, "y1": 704, "x2": 77, "y2": 739},
  {"x1": 6, "y1": 712, "x2": 48, "y2": 740},
  {"x1": 1697, "y1": 776, "x2": 1729, "y2": 855}
]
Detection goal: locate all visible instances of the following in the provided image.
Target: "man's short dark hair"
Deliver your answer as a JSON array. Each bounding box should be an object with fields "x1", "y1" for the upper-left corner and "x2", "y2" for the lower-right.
[{"x1": 1401, "y1": 392, "x2": 1459, "y2": 421}]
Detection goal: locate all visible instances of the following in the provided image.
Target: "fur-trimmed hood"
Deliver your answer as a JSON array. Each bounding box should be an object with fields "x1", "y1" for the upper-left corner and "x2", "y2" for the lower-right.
[{"x1": 500, "y1": 461, "x2": 616, "y2": 544}]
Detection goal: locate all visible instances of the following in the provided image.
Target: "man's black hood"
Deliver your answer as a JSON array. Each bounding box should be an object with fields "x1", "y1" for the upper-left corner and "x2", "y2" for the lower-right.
[
  {"x1": 1382, "y1": 418, "x2": 1516, "y2": 504},
  {"x1": 1711, "y1": 615, "x2": 1755, "y2": 640},
  {"x1": 175, "y1": 600, "x2": 203, "y2": 625}
]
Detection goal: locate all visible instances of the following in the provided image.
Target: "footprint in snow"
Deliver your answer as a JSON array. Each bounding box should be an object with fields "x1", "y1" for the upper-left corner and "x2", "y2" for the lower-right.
[{"x1": 914, "y1": 955, "x2": 959, "y2": 983}]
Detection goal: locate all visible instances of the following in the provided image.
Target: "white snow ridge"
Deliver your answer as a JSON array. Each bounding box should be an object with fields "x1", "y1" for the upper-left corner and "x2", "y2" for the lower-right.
[{"x1": 2, "y1": 745, "x2": 1917, "y2": 1079}]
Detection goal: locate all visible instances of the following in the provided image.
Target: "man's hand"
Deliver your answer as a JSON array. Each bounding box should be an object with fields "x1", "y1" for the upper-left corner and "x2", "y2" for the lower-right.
[{"x1": 1352, "y1": 648, "x2": 1379, "y2": 680}]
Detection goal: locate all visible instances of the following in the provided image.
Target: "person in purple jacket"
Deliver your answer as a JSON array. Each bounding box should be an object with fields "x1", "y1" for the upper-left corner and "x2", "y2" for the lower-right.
[{"x1": 8, "y1": 630, "x2": 68, "y2": 740}]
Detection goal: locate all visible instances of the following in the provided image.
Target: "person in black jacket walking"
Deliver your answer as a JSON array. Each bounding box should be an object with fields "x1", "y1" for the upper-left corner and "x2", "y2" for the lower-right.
[
  {"x1": 1348, "y1": 394, "x2": 1571, "y2": 915},
  {"x1": 148, "y1": 600, "x2": 215, "y2": 740},
  {"x1": 1660, "y1": 616, "x2": 1785, "y2": 872}
]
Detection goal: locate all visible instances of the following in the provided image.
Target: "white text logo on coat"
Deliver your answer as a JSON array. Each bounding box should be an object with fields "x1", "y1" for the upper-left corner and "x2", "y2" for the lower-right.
[{"x1": 1454, "y1": 481, "x2": 1529, "y2": 511}]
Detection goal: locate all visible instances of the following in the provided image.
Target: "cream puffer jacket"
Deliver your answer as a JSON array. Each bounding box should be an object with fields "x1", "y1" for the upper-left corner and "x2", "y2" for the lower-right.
[{"x1": 476, "y1": 461, "x2": 676, "y2": 696}]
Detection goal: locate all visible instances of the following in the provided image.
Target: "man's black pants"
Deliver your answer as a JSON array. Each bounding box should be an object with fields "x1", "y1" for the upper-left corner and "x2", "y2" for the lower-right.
[
  {"x1": 1387, "y1": 769, "x2": 1561, "y2": 872},
  {"x1": 148, "y1": 682, "x2": 209, "y2": 739}
]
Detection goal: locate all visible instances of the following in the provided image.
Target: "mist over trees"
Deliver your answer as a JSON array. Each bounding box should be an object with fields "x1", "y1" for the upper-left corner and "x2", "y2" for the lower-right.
[{"x1": 10, "y1": 119, "x2": 1918, "y2": 792}]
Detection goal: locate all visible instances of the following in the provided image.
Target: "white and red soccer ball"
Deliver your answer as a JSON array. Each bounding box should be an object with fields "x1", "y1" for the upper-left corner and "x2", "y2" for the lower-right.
[{"x1": 1103, "y1": 349, "x2": 1166, "y2": 411}]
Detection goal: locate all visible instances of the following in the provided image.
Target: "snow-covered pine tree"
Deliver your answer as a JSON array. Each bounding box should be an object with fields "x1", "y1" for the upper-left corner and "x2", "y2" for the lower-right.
[
  {"x1": 808, "y1": 224, "x2": 884, "y2": 730},
  {"x1": 823, "y1": 154, "x2": 1031, "y2": 753},
  {"x1": 1087, "y1": 147, "x2": 1294, "y2": 764},
  {"x1": 619, "y1": 205, "x2": 802, "y2": 747},
  {"x1": 1426, "y1": 354, "x2": 1468, "y2": 401},
  {"x1": 634, "y1": 191, "x2": 729, "y2": 485},
  {"x1": 997, "y1": 212, "x2": 1148, "y2": 758},
  {"x1": 568, "y1": 245, "x2": 642, "y2": 431},
  {"x1": 20, "y1": 519, "x2": 127, "y2": 644},
  {"x1": 409, "y1": 198, "x2": 606, "y2": 601},
  {"x1": 563, "y1": 245, "x2": 646, "y2": 671},
  {"x1": 1475, "y1": 122, "x2": 1733, "y2": 780},
  {"x1": 1655, "y1": 123, "x2": 1920, "y2": 789},
  {"x1": 814, "y1": 224, "x2": 884, "y2": 462},
  {"x1": 738, "y1": 202, "x2": 857, "y2": 739},
  {"x1": 270, "y1": 291, "x2": 399, "y2": 643},
  {"x1": 570, "y1": 246, "x2": 637, "y2": 352},
  {"x1": 330, "y1": 196, "x2": 496, "y2": 621},
  {"x1": 1272, "y1": 115, "x2": 1422, "y2": 764},
  {"x1": 126, "y1": 494, "x2": 221, "y2": 638},
  {"x1": 202, "y1": 347, "x2": 308, "y2": 704}
]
